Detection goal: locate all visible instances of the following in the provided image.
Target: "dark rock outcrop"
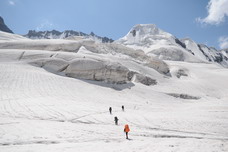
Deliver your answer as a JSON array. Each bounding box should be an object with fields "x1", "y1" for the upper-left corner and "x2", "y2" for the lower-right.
[
  {"x1": 167, "y1": 93, "x2": 200, "y2": 100},
  {"x1": 134, "y1": 74, "x2": 157, "y2": 86},
  {"x1": 0, "y1": 16, "x2": 13, "y2": 33},
  {"x1": 175, "y1": 38, "x2": 186, "y2": 48},
  {"x1": 127, "y1": 71, "x2": 157, "y2": 86},
  {"x1": 176, "y1": 69, "x2": 188, "y2": 78}
]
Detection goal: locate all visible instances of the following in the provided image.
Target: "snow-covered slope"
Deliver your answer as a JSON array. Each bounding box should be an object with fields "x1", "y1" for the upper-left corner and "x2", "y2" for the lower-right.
[
  {"x1": 115, "y1": 24, "x2": 200, "y2": 62},
  {"x1": 180, "y1": 38, "x2": 208, "y2": 62},
  {"x1": 0, "y1": 31, "x2": 28, "y2": 41},
  {"x1": 0, "y1": 30, "x2": 228, "y2": 152},
  {"x1": 116, "y1": 24, "x2": 228, "y2": 67},
  {"x1": 181, "y1": 38, "x2": 228, "y2": 67},
  {"x1": 221, "y1": 48, "x2": 228, "y2": 55},
  {"x1": 1, "y1": 57, "x2": 228, "y2": 152}
]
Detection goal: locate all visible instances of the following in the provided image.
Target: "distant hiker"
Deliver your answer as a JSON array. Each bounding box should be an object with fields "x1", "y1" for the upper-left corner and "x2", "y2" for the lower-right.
[
  {"x1": 109, "y1": 107, "x2": 112, "y2": 114},
  {"x1": 124, "y1": 124, "x2": 130, "y2": 139},
  {"x1": 114, "y1": 116, "x2": 119, "y2": 125},
  {"x1": 122, "y1": 105, "x2": 124, "y2": 111}
]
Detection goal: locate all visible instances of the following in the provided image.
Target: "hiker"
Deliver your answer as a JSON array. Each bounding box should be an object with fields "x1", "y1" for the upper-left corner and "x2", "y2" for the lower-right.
[
  {"x1": 124, "y1": 124, "x2": 130, "y2": 139},
  {"x1": 122, "y1": 105, "x2": 124, "y2": 111},
  {"x1": 109, "y1": 107, "x2": 112, "y2": 114},
  {"x1": 114, "y1": 116, "x2": 119, "y2": 125}
]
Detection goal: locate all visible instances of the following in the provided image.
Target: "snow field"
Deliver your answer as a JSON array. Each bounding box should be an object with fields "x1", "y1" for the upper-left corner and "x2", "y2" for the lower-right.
[
  {"x1": 0, "y1": 61, "x2": 228, "y2": 152},
  {"x1": 0, "y1": 30, "x2": 228, "y2": 151}
]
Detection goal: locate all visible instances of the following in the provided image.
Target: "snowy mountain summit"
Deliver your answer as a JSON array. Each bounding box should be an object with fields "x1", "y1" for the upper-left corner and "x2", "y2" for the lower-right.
[
  {"x1": 116, "y1": 24, "x2": 201, "y2": 62},
  {"x1": 116, "y1": 24, "x2": 175, "y2": 51},
  {"x1": 116, "y1": 24, "x2": 228, "y2": 67}
]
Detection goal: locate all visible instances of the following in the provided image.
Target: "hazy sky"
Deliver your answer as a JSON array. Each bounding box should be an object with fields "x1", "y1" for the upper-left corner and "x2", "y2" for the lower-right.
[{"x1": 0, "y1": 0, "x2": 228, "y2": 49}]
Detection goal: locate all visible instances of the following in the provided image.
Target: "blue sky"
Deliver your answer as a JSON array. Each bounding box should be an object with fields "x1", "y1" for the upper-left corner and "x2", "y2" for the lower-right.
[{"x1": 0, "y1": 0, "x2": 228, "y2": 49}]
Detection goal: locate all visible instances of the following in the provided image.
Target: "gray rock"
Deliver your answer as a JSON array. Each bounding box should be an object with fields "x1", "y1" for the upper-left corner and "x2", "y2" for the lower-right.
[
  {"x1": 133, "y1": 73, "x2": 157, "y2": 86},
  {"x1": 176, "y1": 69, "x2": 188, "y2": 78},
  {"x1": 127, "y1": 71, "x2": 138, "y2": 81},
  {"x1": 167, "y1": 93, "x2": 200, "y2": 100}
]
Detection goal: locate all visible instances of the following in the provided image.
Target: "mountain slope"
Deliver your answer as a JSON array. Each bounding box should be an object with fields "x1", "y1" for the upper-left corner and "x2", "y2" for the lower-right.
[
  {"x1": 24, "y1": 30, "x2": 114, "y2": 43},
  {"x1": 115, "y1": 24, "x2": 199, "y2": 62},
  {"x1": 181, "y1": 38, "x2": 228, "y2": 67},
  {"x1": 116, "y1": 24, "x2": 228, "y2": 67},
  {"x1": 0, "y1": 31, "x2": 28, "y2": 41},
  {"x1": 0, "y1": 16, "x2": 13, "y2": 33}
]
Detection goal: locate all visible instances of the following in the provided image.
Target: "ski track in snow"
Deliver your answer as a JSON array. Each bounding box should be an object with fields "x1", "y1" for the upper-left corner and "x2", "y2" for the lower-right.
[{"x1": 0, "y1": 60, "x2": 228, "y2": 151}]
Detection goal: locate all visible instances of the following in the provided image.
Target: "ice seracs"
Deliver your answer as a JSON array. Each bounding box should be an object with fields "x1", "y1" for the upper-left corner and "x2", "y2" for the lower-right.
[
  {"x1": 0, "y1": 31, "x2": 170, "y2": 85},
  {"x1": 65, "y1": 58, "x2": 130, "y2": 84}
]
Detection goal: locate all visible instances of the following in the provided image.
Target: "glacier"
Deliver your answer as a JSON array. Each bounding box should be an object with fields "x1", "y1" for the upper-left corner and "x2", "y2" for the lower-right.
[{"x1": 0, "y1": 24, "x2": 228, "y2": 152}]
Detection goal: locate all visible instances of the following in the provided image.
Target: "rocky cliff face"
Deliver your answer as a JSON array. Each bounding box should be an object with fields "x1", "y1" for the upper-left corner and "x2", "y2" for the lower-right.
[{"x1": 0, "y1": 16, "x2": 13, "y2": 33}]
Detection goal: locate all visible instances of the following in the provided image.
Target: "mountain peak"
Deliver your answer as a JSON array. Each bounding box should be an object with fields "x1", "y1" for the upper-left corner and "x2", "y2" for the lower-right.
[
  {"x1": 125, "y1": 24, "x2": 173, "y2": 39},
  {"x1": 181, "y1": 38, "x2": 195, "y2": 42},
  {"x1": 131, "y1": 24, "x2": 161, "y2": 36},
  {"x1": 116, "y1": 24, "x2": 228, "y2": 66},
  {"x1": 0, "y1": 16, "x2": 13, "y2": 33},
  {"x1": 116, "y1": 24, "x2": 175, "y2": 51}
]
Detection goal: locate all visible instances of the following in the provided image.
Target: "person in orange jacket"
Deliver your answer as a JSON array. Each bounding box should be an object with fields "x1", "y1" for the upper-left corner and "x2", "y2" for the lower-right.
[{"x1": 124, "y1": 124, "x2": 130, "y2": 139}]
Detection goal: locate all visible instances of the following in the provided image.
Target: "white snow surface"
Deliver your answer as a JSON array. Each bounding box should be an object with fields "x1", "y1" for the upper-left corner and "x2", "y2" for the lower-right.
[
  {"x1": 0, "y1": 31, "x2": 28, "y2": 41},
  {"x1": 0, "y1": 32, "x2": 228, "y2": 152},
  {"x1": 181, "y1": 38, "x2": 208, "y2": 62}
]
